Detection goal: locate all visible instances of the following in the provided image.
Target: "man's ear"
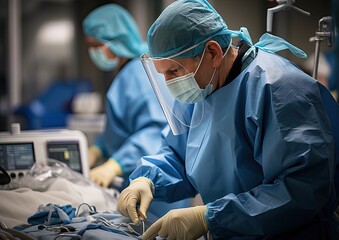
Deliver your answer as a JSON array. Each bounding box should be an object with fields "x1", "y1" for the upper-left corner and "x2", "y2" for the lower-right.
[{"x1": 205, "y1": 40, "x2": 223, "y2": 68}]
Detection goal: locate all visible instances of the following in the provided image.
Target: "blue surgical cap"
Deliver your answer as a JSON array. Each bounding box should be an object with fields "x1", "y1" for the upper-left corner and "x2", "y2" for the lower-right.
[
  {"x1": 147, "y1": 0, "x2": 232, "y2": 58},
  {"x1": 148, "y1": 0, "x2": 307, "y2": 60},
  {"x1": 83, "y1": 4, "x2": 147, "y2": 58}
]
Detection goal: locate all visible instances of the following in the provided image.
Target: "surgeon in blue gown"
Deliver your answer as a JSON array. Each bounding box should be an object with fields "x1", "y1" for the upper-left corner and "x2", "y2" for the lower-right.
[
  {"x1": 83, "y1": 4, "x2": 190, "y2": 219},
  {"x1": 117, "y1": 0, "x2": 339, "y2": 239}
]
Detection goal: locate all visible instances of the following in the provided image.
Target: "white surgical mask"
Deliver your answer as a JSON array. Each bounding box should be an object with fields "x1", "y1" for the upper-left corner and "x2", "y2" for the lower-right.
[
  {"x1": 166, "y1": 43, "x2": 230, "y2": 104},
  {"x1": 166, "y1": 68, "x2": 215, "y2": 104},
  {"x1": 89, "y1": 46, "x2": 119, "y2": 71}
]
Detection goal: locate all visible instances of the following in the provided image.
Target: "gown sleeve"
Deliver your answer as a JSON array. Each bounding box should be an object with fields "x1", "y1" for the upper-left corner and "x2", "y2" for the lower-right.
[{"x1": 130, "y1": 126, "x2": 198, "y2": 202}]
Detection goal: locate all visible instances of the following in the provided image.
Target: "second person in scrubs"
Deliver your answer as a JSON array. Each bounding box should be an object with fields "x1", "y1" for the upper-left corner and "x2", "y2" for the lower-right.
[{"x1": 83, "y1": 4, "x2": 190, "y2": 220}]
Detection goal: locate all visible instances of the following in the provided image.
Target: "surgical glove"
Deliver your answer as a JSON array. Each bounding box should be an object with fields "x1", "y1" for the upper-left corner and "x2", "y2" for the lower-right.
[
  {"x1": 117, "y1": 177, "x2": 154, "y2": 224},
  {"x1": 88, "y1": 145, "x2": 102, "y2": 168},
  {"x1": 142, "y1": 205, "x2": 208, "y2": 240},
  {"x1": 90, "y1": 158, "x2": 122, "y2": 188}
]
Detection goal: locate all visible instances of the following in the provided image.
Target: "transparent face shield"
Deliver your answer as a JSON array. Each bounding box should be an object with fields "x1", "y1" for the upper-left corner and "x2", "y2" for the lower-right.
[{"x1": 140, "y1": 53, "x2": 205, "y2": 135}]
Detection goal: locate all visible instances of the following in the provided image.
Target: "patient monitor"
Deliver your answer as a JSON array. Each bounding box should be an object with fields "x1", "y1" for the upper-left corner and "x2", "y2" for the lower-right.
[{"x1": 0, "y1": 123, "x2": 89, "y2": 180}]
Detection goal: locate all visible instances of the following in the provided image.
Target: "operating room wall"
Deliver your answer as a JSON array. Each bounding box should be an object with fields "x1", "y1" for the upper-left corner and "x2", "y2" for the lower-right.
[
  {"x1": 211, "y1": 0, "x2": 332, "y2": 64},
  {"x1": 0, "y1": 0, "x2": 332, "y2": 131},
  {"x1": 0, "y1": 1, "x2": 8, "y2": 119},
  {"x1": 21, "y1": 0, "x2": 78, "y2": 104},
  {"x1": 21, "y1": 0, "x2": 333, "y2": 103}
]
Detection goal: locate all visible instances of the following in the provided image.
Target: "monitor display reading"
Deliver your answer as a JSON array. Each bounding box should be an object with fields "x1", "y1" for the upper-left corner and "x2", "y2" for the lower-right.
[
  {"x1": 0, "y1": 143, "x2": 35, "y2": 170},
  {"x1": 46, "y1": 141, "x2": 82, "y2": 173}
]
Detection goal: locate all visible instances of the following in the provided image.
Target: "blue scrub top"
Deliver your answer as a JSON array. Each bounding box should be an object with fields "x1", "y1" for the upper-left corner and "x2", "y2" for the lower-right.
[
  {"x1": 130, "y1": 50, "x2": 338, "y2": 239},
  {"x1": 94, "y1": 58, "x2": 166, "y2": 177},
  {"x1": 94, "y1": 58, "x2": 191, "y2": 218}
]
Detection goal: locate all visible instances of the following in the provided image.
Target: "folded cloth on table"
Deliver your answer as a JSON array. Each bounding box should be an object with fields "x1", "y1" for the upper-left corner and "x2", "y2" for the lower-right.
[{"x1": 27, "y1": 203, "x2": 76, "y2": 225}]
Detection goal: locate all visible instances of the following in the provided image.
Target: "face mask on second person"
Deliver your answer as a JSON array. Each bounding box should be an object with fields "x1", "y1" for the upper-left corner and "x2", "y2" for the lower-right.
[{"x1": 89, "y1": 44, "x2": 119, "y2": 71}]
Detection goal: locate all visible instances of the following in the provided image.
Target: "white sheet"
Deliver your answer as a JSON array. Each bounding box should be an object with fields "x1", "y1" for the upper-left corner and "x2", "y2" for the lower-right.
[{"x1": 0, "y1": 178, "x2": 118, "y2": 228}]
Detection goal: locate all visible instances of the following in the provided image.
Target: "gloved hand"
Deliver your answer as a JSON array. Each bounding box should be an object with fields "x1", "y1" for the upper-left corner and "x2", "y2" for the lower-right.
[
  {"x1": 90, "y1": 158, "x2": 122, "y2": 188},
  {"x1": 142, "y1": 205, "x2": 208, "y2": 240},
  {"x1": 117, "y1": 177, "x2": 154, "y2": 224},
  {"x1": 88, "y1": 145, "x2": 102, "y2": 168}
]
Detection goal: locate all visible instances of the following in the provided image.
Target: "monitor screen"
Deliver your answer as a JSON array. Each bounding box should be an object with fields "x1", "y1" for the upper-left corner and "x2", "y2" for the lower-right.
[
  {"x1": 0, "y1": 143, "x2": 35, "y2": 170},
  {"x1": 46, "y1": 141, "x2": 82, "y2": 173}
]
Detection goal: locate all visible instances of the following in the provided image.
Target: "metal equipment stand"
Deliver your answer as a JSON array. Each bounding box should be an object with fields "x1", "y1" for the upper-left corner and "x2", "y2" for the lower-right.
[
  {"x1": 309, "y1": 16, "x2": 335, "y2": 79},
  {"x1": 266, "y1": 0, "x2": 310, "y2": 33}
]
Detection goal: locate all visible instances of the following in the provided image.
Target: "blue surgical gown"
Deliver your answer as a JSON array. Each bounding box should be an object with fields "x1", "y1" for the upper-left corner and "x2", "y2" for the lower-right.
[
  {"x1": 130, "y1": 50, "x2": 338, "y2": 239},
  {"x1": 94, "y1": 58, "x2": 166, "y2": 176},
  {"x1": 94, "y1": 58, "x2": 190, "y2": 218}
]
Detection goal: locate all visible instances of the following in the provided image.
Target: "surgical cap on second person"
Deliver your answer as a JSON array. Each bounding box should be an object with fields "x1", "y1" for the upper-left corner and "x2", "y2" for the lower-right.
[
  {"x1": 83, "y1": 4, "x2": 147, "y2": 58},
  {"x1": 147, "y1": 0, "x2": 232, "y2": 59}
]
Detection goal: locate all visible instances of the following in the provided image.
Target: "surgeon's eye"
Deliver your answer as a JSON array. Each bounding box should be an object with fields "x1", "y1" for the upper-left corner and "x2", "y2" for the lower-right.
[
  {"x1": 162, "y1": 69, "x2": 179, "y2": 81},
  {"x1": 170, "y1": 68, "x2": 179, "y2": 74},
  {"x1": 171, "y1": 66, "x2": 187, "y2": 76},
  {"x1": 166, "y1": 68, "x2": 179, "y2": 77}
]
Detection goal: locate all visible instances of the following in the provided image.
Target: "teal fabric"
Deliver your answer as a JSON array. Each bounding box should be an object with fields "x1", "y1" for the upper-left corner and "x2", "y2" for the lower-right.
[
  {"x1": 27, "y1": 204, "x2": 75, "y2": 225},
  {"x1": 147, "y1": 0, "x2": 232, "y2": 58}
]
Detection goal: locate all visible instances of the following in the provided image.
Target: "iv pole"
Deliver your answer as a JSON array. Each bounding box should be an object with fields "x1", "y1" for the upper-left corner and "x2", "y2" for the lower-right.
[
  {"x1": 266, "y1": 1, "x2": 335, "y2": 80},
  {"x1": 309, "y1": 17, "x2": 335, "y2": 79},
  {"x1": 266, "y1": 0, "x2": 310, "y2": 33}
]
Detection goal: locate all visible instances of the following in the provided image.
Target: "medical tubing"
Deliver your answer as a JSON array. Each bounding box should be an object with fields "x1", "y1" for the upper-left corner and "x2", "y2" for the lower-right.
[
  {"x1": 95, "y1": 216, "x2": 143, "y2": 237},
  {"x1": 75, "y1": 203, "x2": 97, "y2": 217},
  {"x1": 54, "y1": 233, "x2": 82, "y2": 239}
]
